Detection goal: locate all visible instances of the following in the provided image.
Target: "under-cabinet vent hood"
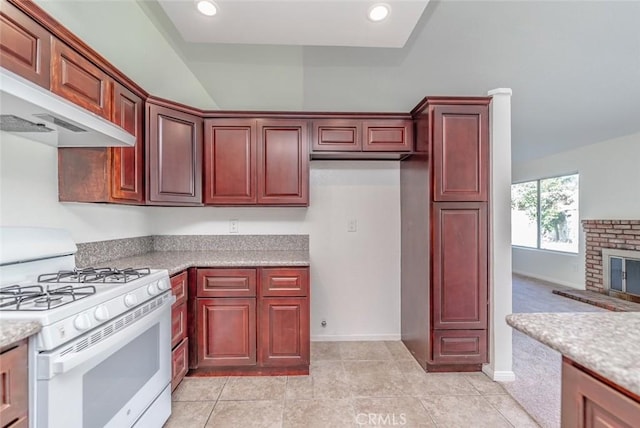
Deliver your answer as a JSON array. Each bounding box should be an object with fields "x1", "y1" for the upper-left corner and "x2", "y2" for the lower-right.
[{"x1": 0, "y1": 68, "x2": 135, "y2": 147}]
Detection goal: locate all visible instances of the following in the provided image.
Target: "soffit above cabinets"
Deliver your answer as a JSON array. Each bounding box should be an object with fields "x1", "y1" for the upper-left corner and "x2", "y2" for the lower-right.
[{"x1": 156, "y1": 0, "x2": 431, "y2": 48}]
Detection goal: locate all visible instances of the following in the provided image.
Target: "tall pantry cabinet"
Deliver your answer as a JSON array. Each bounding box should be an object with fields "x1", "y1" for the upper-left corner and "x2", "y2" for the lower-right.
[{"x1": 401, "y1": 97, "x2": 490, "y2": 372}]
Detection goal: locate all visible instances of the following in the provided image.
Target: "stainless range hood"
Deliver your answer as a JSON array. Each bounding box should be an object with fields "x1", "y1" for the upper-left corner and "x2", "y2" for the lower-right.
[{"x1": 0, "y1": 68, "x2": 135, "y2": 147}]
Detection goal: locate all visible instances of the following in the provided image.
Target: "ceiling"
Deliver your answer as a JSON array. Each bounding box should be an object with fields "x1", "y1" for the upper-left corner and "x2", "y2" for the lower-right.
[
  {"x1": 34, "y1": 1, "x2": 640, "y2": 163},
  {"x1": 157, "y1": 0, "x2": 431, "y2": 48}
]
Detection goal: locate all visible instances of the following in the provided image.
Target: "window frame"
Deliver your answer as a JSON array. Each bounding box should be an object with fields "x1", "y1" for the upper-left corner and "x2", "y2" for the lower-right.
[{"x1": 511, "y1": 172, "x2": 579, "y2": 254}]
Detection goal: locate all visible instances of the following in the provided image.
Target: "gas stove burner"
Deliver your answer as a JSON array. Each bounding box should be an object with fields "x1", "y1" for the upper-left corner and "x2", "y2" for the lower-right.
[
  {"x1": 85, "y1": 267, "x2": 151, "y2": 283},
  {"x1": 38, "y1": 267, "x2": 151, "y2": 284},
  {"x1": 37, "y1": 267, "x2": 100, "y2": 283},
  {"x1": 35, "y1": 294, "x2": 64, "y2": 308},
  {"x1": 0, "y1": 284, "x2": 97, "y2": 311}
]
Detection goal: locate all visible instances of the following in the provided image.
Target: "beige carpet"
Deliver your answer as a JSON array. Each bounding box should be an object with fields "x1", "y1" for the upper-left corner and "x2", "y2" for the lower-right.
[{"x1": 504, "y1": 275, "x2": 607, "y2": 428}]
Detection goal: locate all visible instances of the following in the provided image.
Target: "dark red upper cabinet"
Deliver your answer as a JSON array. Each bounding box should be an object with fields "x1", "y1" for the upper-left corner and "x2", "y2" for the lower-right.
[
  {"x1": 204, "y1": 119, "x2": 257, "y2": 205},
  {"x1": 431, "y1": 104, "x2": 489, "y2": 202},
  {"x1": 146, "y1": 101, "x2": 203, "y2": 205},
  {"x1": 51, "y1": 38, "x2": 112, "y2": 120},
  {"x1": 363, "y1": 119, "x2": 413, "y2": 152},
  {"x1": 257, "y1": 120, "x2": 309, "y2": 206},
  {"x1": 0, "y1": 0, "x2": 51, "y2": 88},
  {"x1": 111, "y1": 84, "x2": 144, "y2": 203}
]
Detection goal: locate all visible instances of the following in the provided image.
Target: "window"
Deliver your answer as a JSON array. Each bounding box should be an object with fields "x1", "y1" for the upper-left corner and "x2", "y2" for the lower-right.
[{"x1": 511, "y1": 174, "x2": 579, "y2": 253}]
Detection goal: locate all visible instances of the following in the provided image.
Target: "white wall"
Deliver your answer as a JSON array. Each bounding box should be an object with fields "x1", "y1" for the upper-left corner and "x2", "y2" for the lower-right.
[
  {"x1": 512, "y1": 132, "x2": 640, "y2": 288},
  {"x1": 150, "y1": 161, "x2": 402, "y2": 341},
  {"x1": 0, "y1": 136, "x2": 402, "y2": 339},
  {"x1": 0, "y1": 134, "x2": 151, "y2": 242}
]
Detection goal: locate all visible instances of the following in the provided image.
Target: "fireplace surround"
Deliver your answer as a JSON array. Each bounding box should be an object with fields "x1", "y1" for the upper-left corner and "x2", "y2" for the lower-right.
[{"x1": 583, "y1": 220, "x2": 640, "y2": 301}]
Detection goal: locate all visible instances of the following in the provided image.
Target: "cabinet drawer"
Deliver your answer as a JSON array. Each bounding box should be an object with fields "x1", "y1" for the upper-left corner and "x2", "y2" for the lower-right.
[
  {"x1": 197, "y1": 268, "x2": 257, "y2": 298},
  {"x1": 562, "y1": 359, "x2": 640, "y2": 427},
  {"x1": 171, "y1": 301, "x2": 187, "y2": 348},
  {"x1": 260, "y1": 267, "x2": 309, "y2": 297},
  {"x1": 171, "y1": 337, "x2": 189, "y2": 392},
  {"x1": 311, "y1": 120, "x2": 361, "y2": 152},
  {"x1": 171, "y1": 271, "x2": 188, "y2": 306},
  {"x1": 431, "y1": 330, "x2": 487, "y2": 364},
  {"x1": 363, "y1": 120, "x2": 413, "y2": 152},
  {"x1": 51, "y1": 38, "x2": 112, "y2": 119},
  {"x1": 0, "y1": 0, "x2": 51, "y2": 88},
  {"x1": 0, "y1": 340, "x2": 28, "y2": 427}
]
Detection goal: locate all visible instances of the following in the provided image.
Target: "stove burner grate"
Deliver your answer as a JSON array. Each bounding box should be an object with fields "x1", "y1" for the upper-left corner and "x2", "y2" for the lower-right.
[
  {"x1": 38, "y1": 267, "x2": 151, "y2": 284},
  {"x1": 0, "y1": 284, "x2": 97, "y2": 310}
]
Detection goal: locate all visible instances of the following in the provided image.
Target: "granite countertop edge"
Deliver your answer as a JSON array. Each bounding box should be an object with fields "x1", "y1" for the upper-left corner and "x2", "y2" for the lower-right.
[
  {"x1": 506, "y1": 312, "x2": 640, "y2": 398},
  {"x1": 93, "y1": 250, "x2": 310, "y2": 276},
  {"x1": 0, "y1": 320, "x2": 41, "y2": 349}
]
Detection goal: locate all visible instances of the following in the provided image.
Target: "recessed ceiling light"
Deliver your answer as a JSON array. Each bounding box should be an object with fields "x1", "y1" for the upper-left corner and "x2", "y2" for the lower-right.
[
  {"x1": 196, "y1": 0, "x2": 217, "y2": 17},
  {"x1": 368, "y1": 3, "x2": 390, "y2": 22}
]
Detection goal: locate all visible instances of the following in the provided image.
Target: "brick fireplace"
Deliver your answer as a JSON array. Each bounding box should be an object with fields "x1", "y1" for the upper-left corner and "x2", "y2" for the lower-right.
[{"x1": 583, "y1": 220, "x2": 640, "y2": 294}]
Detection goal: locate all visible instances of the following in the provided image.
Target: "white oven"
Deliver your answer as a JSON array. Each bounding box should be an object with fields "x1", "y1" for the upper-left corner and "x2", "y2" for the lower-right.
[
  {"x1": 0, "y1": 227, "x2": 174, "y2": 428},
  {"x1": 33, "y1": 292, "x2": 172, "y2": 428}
]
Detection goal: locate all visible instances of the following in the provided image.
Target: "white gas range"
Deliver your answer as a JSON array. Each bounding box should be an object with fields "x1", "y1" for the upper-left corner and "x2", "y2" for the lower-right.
[{"x1": 0, "y1": 227, "x2": 173, "y2": 428}]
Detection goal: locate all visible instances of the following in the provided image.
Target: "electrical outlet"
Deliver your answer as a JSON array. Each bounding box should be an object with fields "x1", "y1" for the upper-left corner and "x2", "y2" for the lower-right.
[
  {"x1": 229, "y1": 219, "x2": 239, "y2": 234},
  {"x1": 347, "y1": 219, "x2": 357, "y2": 232}
]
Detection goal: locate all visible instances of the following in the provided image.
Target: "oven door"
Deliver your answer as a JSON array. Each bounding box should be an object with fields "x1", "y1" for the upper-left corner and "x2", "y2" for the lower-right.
[{"x1": 34, "y1": 293, "x2": 172, "y2": 428}]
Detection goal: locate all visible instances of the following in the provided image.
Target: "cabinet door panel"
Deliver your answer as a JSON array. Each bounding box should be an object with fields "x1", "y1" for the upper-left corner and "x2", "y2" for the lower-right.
[
  {"x1": 562, "y1": 360, "x2": 640, "y2": 428},
  {"x1": 171, "y1": 271, "x2": 188, "y2": 307},
  {"x1": 51, "y1": 38, "x2": 111, "y2": 119},
  {"x1": 257, "y1": 120, "x2": 309, "y2": 205},
  {"x1": 0, "y1": 0, "x2": 51, "y2": 88},
  {"x1": 147, "y1": 103, "x2": 202, "y2": 205},
  {"x1": 171, "y1": 337, "x2": 189, "y2": 392},
  {"x1": 260, "y1": 267, "x2": 309, "y2": 297},
  {"x1": 432, "y1": 202, "x2": 487, "y2": 329},
  {"x1": 432, "y1": 104, "x2": 488, "y2": 201},
  {"x1": 204, "y1": 119, "x2": 256, "y2": 204},
  {"x1": 197, "y1": 268, "x2": 257, "y2": 298},
  {"x1": 431, "y1": 330, "x2": 486, "y2": 364},
  {"x1": 197, "y1": 298, "x2": 256, "y2": 367},
  {"x1": 0, "y1": 340, "x2": 28, "y2": 426},
  {"x1": 111, "y1": 84, "x2": 144, "y2": 202},
  {"x1": 259, "y1": 297, "x2": 309, "y2": 367},
  {"x1": 171, "y1": 301, "x2": 187, "y2": 348},
  {"x1": 363, "y1": 120, "x2": 413, "y2": 152},
  {"x1": 311, "y1": 120, "x2": 361, "y2": 151}
]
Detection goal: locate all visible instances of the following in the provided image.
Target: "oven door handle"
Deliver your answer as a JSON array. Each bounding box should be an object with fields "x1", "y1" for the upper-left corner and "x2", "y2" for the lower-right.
[{"x1": 38, "y1": 296, "x2": 172, "y2": 379}]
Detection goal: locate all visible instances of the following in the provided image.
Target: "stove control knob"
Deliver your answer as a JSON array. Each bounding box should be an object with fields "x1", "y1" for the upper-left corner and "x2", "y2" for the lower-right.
[
  {"x1": 157, "y1": 279, "x2": 169, "y2": 291},
  {"x1": 147, "y1": 283, "x2": 159, "y2": 296},
  {"x1": 73, "y1": 314, "x2": 91, "y2": 331},
  {"x1": 94, "y1": 305, "x2": 110, "y2": 322},
  {"x1": 124, "y1": 293, "x2": 138, "y2": 308}
]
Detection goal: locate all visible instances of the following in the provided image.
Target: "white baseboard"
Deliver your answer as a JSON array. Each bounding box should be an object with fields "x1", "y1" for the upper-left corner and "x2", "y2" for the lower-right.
[
  {"x1": 311, "y1": 334, "x2": 401, "y2": 342},
  {"x1": 512, "y1": 270, "x2": 583, "y2": 289},
  {"x1": 482, "y1": 364, "x2": 516, "y2": 382}
]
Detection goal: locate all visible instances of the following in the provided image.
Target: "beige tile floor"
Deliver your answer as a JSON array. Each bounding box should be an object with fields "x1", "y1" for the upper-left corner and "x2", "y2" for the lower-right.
[{"x1": 164, "y1": 341, "x2": 539, "y2": 428}]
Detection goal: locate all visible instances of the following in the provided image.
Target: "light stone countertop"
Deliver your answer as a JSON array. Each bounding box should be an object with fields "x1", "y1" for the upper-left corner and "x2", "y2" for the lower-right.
[
  {"x1": 0, "y1": 320, "x2": 41, "y2": 349},
  {"x1": 94, "y1": 250, "x2": 310, "y2": 276},
  {"x1": 506, "y1": 312, "x2": 640, "y2": 397}
]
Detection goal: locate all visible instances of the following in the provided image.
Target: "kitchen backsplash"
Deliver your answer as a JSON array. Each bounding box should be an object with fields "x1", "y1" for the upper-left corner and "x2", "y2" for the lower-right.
[
  {"x1": 153, "y1": 234, "x2": 308, "y2": 252},
  {"x1": 76, "y1": 234, "x2": 309, "y2": 267},
  {"x1": 76, "y1": 236, "x2": 154, "y2": 267}
]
